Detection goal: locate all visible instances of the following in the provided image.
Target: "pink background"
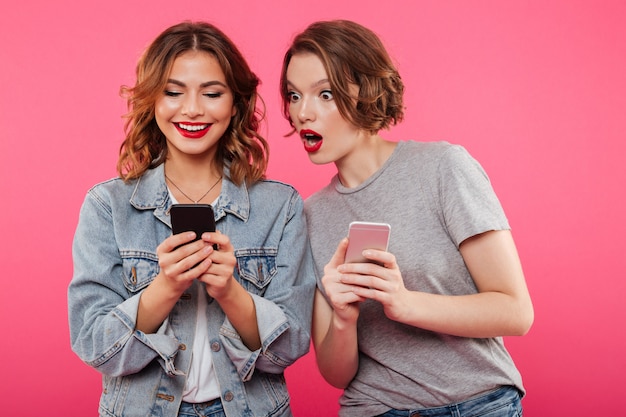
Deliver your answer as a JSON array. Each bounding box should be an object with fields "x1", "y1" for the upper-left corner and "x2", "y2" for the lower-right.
[{"x1": 1, "y1": 1, "x2": 625, "y2": 416}]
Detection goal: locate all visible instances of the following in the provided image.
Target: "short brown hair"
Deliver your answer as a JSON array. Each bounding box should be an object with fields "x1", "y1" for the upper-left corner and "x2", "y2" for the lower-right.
[
  {"x1": 118, "y1": 21, "x2": 268, "y2": 185},
  {"x1": 280, "y1": 20, "x2": 404, "y2": 134}
]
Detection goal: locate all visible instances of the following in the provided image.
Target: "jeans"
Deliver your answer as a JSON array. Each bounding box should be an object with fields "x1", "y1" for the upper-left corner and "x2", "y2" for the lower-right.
[
  {"x1": 178, "y1": 398, "x2": 225, "y2": 417},
  {"x1": 376, "y1": 386, "x2": 522, "y2": 417}
]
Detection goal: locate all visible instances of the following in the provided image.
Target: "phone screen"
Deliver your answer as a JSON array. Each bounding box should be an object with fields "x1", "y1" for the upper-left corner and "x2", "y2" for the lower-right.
[
  {"x1": 170, "y1": 204, "x2": 216, "y2": 248},
  {"x1": 345, "y1": 221, "x2": 390, "y2": 263}
]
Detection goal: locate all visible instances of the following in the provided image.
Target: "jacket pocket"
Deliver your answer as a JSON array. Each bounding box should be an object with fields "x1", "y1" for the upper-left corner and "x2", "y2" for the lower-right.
[
  {"x1": 235, "y1": 248, "x2": 277, "y2": 295},
  {"x1": 120, "y1": 251, "x2": 159, "y2": 293}
]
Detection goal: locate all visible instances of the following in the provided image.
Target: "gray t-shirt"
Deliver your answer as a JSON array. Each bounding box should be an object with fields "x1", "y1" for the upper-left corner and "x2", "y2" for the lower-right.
[{"x1": 305, "y1": 141, "x2": 524, "y2": 416}]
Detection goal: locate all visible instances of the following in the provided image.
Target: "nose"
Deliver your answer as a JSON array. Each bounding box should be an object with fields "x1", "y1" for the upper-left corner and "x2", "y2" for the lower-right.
[
  {"x1": 181, "y1": 94, "x2": 204, "y2": 118},
  {"x1": 295, "y1": 96, "x2": 316, "y2": 124}
]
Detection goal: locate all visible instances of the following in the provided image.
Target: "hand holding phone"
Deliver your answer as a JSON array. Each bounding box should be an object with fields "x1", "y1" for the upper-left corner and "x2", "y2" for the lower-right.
[
  {"x1": 344, "y1": 221, "x2": 391, "y2": 264},
  {"x1": 170, "y1": 204, "x2": 217, "y2": 249}
]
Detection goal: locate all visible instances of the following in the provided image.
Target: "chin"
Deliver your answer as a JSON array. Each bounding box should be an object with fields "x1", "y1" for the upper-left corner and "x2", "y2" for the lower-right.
[{"x1": 308, "y1": 155, "x2": 333, "y2": 166}]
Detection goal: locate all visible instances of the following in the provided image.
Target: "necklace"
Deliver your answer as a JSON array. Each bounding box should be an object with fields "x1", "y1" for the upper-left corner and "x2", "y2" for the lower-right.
[{"x1": 165, "y1": 173, "x2": 222, "y2": 204}]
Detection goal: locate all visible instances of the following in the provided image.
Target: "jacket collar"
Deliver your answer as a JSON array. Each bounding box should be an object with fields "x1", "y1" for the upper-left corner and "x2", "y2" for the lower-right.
[{"x1": 129, "y1": 163, "x2": 251, "y2": 223}]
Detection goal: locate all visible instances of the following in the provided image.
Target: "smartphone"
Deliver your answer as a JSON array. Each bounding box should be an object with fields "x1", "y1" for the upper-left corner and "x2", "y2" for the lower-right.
[
  {"x1": 170, "y1": 204, "x2": 217, "y2": 249},
  {"x1": 344, "y1": 221, "x2": 391, "y2": 264}
]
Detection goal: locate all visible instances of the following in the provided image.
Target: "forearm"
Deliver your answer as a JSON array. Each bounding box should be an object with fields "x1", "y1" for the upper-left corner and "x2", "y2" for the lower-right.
[
  {"x1": 396, "y1": 290, "x2": 533, "y2": 338},
  {"x1": 217, "y1": 280, "x2": 261, "y2": 351},
  {"x1": 247, "y1": 282, "x2": 315, "y2": 374},
  {"x1": 136, "y1": 273, "x2": 186, "y2": 334},
  {"x1": 312, "y1": 291, "x2": 359, "y2": 388},
  {"x1": 360, "y1": 230, "x2": 533, "y2": 338},
  {"x1": 70, "y1": 292, "x2": 179, "y2": 377},
  {"x1": 316, "y1": 313, "x2": 359, "y2": 388}
]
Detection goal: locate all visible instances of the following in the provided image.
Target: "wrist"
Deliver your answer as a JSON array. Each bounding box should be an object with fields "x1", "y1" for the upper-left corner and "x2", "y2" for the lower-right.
[
  {"x1": 210, "y1": 276, "x2": 239, "y2": 304},
  {"x1": 153, "y1": 271, "x2": 190, "y2": 298},
  {"x1": 331, "y1": 311, "x2": 358, "y2": 332}
]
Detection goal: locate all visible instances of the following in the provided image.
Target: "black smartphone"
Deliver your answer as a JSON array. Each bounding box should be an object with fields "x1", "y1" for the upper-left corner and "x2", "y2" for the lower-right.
[
  {"x1": 170, "y1": 204, "x2": 217, "y2": 249},
  {"x1": 345, "y1": 221, "x2": 391, "y2": 264}
]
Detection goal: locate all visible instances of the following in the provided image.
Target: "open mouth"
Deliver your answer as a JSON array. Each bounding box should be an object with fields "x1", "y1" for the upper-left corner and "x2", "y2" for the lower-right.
[
  {"x1": 300, "y1": 129, "x2": 323, "y2": 153},
  {"x1": 176, "y1": 122, "x2": 209, "y2": 132},
  {"x1": 175, "y1": 122, "x2": 210, "y2": 138}
]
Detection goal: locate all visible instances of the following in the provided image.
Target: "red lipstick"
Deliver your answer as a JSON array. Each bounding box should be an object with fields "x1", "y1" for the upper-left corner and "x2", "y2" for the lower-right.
[
  {"x1": 175, "y1": 122, "x2": 210, "y2": 139},
  {"x1": 300, "y1": 129, "x2": 323, "y2": 153}
]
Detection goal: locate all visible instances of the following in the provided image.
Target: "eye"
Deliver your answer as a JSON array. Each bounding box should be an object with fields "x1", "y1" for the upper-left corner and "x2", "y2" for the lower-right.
[
  {"x1": 164, "y1": 90, "x2": 182, "y2": 97},
  {"x1": 320, "y1": 90, "x2": 333, "y2": 100},
  {"x1": 287, "y1": 91, "x2": 301, "y2": 103},
  {"x1": 203, "y1": 92, "x2": 224, "y2": 99}
]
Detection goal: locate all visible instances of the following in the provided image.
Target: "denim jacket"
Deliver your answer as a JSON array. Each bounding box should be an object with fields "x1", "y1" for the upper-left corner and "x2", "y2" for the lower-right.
[{"x1": 68, "y1": 164, "x2": 316, "y2": 417}]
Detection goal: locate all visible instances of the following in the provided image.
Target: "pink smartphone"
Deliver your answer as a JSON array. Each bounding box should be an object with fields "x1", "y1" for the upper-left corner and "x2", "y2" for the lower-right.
[{"x1": 344, "y1": 221, "x2": 391, "y2": 263}]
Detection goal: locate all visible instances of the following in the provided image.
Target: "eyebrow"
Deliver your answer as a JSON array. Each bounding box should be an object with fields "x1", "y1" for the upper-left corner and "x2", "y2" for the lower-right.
[
  {"x1": 286, "y1": 78, "x2": 330, "y2": 90},
  {"x1": 166, "y1": 79, "x2": 228, "y2": 88}
]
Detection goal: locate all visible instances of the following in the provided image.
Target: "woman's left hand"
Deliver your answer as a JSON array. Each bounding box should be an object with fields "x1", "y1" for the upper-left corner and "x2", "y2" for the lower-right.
[
  {"x1": 337, "y1": 250, "x2": 411, "y2": 323},
  {"x1": 198, "y1": 230, "x2": 261, "y2": 350},
  {"x1": 197, "y1": 231, "x2": 238, "y2": 300},
  {"x1": 340, "y1": 231, "x2": 534, "y2": 337}
]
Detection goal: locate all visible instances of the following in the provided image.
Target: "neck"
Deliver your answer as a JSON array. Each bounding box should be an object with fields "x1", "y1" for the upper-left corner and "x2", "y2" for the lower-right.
[
  {"x1": 336, "y1": 136, "x2": 397, "y2": 188},
  {"x1": 164, "y1": 156, "x2": 221, "y2": 182},
  {"x1": 164, "y1": 160, "x2": 223, "y2": 204}
]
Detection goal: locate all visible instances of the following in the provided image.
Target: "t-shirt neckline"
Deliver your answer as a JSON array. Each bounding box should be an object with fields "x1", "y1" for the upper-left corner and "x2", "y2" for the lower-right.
[{"x1": 333, "y1": 141, "x2": 405, "y2": 194}]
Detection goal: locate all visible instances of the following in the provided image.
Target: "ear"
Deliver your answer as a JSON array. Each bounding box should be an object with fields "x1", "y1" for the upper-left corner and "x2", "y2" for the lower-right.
[{"x1": 231, "y1": 103, "x2": 237, "y2": 117}]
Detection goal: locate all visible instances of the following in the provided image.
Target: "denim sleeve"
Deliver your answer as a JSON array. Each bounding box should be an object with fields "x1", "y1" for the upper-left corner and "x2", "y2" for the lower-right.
[
  {"x1": 218, "y1": 191, "x2": 316, "y2": 381},
  {"x1": 68, "y1": 190, "x2": 182, "y2": 377}
]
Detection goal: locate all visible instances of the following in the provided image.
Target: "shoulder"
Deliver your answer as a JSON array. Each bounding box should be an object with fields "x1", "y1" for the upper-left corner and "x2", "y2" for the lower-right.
[
  {"x1": 399, "y1": 140, "x2": 469, "y2": 161},
  {"x1": 76, "y1": 177, "x2": 138, "y2": 220},
  {"x1": 304, "y1": 178, "x2": 340, "y2": 223},
  {"x1": 247, "y1": 179, "x2": 305, "y2": 211},
  {"x1": 88, "y1": 176, "x2": 133, "y2": 191},
  {"x1": 249, "y1": 178, "x2": 300, "y2": 199},
  {"x1": 86, "y1": 177, "x2": 135, "y2": 204},
  {"x1": 396, "y1": 141, "x2": 481, "y2": 176},
  {"x1": 304, "y1": 177, "x2": 336, "y2": 205},
  {"x1": 253, "y1": 178, "x2": 298, "y2": 191}
]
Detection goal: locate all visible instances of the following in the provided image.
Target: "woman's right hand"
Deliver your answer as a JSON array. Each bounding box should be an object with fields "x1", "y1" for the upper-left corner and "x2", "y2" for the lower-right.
[
  {"x1": 135, "y1": 232, "x2": 213, "y2": 333},
  {"x1": 313, "y1": 238, "x2": 363, "y2": 388},
  {"x1": 156, "y1": 231, "x2": 214, "y2": 293},
  {"x1": 321, "y1": 238, "x2": 364, "y2": 325}
]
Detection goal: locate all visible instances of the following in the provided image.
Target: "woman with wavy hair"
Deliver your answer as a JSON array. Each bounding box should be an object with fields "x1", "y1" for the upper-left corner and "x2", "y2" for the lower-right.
[{"x1": 69, "y1": 21, "x2": 315, "y2": 417}]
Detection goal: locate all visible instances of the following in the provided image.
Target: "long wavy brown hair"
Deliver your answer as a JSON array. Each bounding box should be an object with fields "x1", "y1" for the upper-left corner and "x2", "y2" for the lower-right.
[
  {"x1": 117, "y1": 21, "x2": 268, "y2": 185},
  {"x1": 280, "y1": 20, "x2": 404, "y2": 134}
]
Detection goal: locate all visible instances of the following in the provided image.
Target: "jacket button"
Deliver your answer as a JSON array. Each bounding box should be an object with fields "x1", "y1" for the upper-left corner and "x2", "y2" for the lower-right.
[
  {"x1": 179, "y1": 344, "x2": 186, "y2": 350},
  {"x1": 211, "y1": 342, "x2": 221, "y2": 352},
  {"x1": 224, "y1": 391, "x2": 234, "y2": 402},
  {"x1": 156, "y1": 393, "x2": 175, "y2": 402}
]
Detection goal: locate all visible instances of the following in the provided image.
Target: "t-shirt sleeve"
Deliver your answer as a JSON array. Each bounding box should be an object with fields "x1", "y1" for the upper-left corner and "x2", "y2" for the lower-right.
[{"x1": 438, "y1": 145, "x2": 509, "y2": 246}]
